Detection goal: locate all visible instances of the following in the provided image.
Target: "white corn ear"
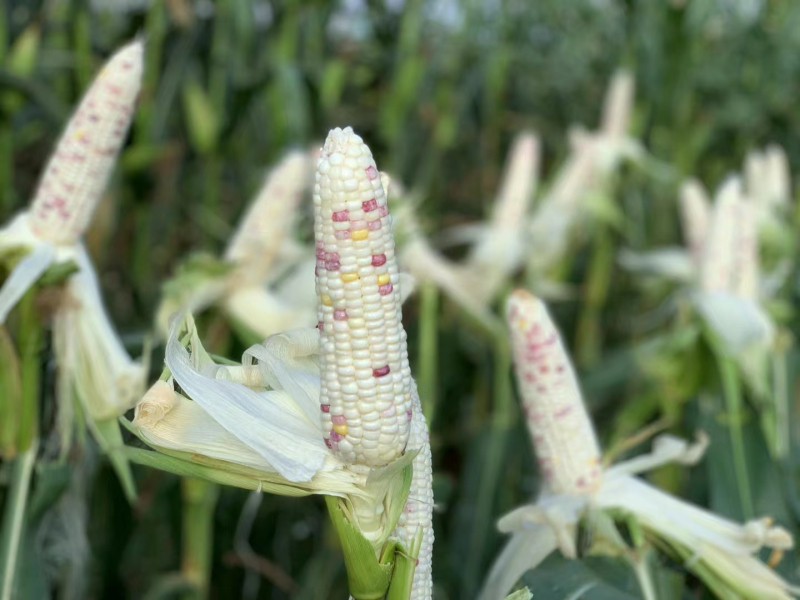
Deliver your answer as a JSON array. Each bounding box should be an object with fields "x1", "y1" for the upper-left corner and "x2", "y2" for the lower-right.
[
  {"x1": 392, "y1": 388, "x2": 434, "y2": 600},
  {"x1": 506, "y1": 290, "x2": 602, "y2": 495},
  {"x1": 468, "y1": 132, "x2": 540, "y2": 305},
  {"x1": 314, "y1": 127, "x2": 412, "y2": 467},
  {"x1": 600, "y1": 69, "x2": 635, "y2": 142},
  {"x1": 224, "y1": 150, "x2": 311, "y2": 279},
  {"x1": 28, "y1": 40, "x2": 143, "y2": 245},
  {"x1": 698, "y1": 177, "x2": 746, "y2": 294},
  {"x1": 679, "y1": 179, "x2": 711, "y2": 264}
]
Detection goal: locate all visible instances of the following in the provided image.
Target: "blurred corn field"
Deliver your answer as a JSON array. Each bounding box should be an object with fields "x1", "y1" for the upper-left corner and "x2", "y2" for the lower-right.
[{"x1": 4, "y1": 0, "x2": 800, "y2": 598}]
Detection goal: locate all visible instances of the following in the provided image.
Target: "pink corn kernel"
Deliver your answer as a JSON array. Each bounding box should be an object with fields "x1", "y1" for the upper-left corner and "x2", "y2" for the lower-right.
[
  {"x1": 378, "y1": 205, "x2": 388, "y2": 217},
  {"x1": 317, "y1": 321, "x2": 324, "y2": 332},
  {"x1": 321, "y1": 404, "x2": 330, "y2": 413},
  {"x1": 362, "y1": 198, "x2": 378, "y2": 212},
  {"x1": 334, "y1": 230, "x2": 350, "y2": 240},
  {"x1": 373, "y1": 365, "x2": 390, "y2": 378},
  {"x1": 325, "y1": 261, "x2": 340, "y2": 271},
  {"x1": 334, "y1": 309, "x2": 348, "y2": 321},
  {"x1": 365, "y1": 166, "x2": 378, "y2": 180},
  {"x1": 324, "y1": 438, "x2": 333, "y2": 449},
  {"x1": 332, "y1": 414, "x2": 347, "y2": 425},
  {"x1": 330, "y1": 429, "x2": 344, "y2": 442},
  {"x1": 325, "y1": 251, "x2": 340, "y2": 261},
  {"x1": 378, "y1": 283, "x2": 393, "y2": 296},
  {"x1": 368, "y1": 220, "x2": 382, "y2": 231},
  {"x1": 372, "y1": 254, "x2": 387, "y2": 267},
  {"x1": 332, "y1": 210, "x2": 349, "y2": 222}
]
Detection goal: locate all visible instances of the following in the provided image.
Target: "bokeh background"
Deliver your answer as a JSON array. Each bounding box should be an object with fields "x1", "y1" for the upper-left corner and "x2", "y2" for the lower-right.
[{"x1": 3, "y1": 0, "x2": 800, "y2": 598}]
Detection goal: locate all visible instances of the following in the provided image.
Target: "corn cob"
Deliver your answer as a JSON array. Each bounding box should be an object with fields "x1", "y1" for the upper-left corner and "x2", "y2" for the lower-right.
[
  {"x1": 600, "y1": 69, "x2": 634, "y2": 142},
  {"x1": 224, "y1": 150, "x2": 310, "y2": 280},
  {"x1": 744, "y1": 145, "x2": 791, "y2": 209},
  {"x1": 468, "y1": 132, "x2": 539, "y2": 305},
  {"x1": 506, "y1": 290, "x2": 602, "y2": 495},
  {"x1": 28, "y1": 40, "x2": 143, "y2": 246},
  {"x1": 314, "y1": 127, "x2": 412, "y2": 467},
  {"x1": 484, "y1": 132, "x2": 539, "y2": 244},
  {"x1": 765, "y1": 145, "x2": 791, "y2": 206},
  {"x1": 698, "y1": 178, "x2": 745, "y2": 294},
  {"x1": 679, "y1": 179, "x2": 711, "y2": 264},
  {"x1": 392, "y1": 388, "x2": 434, "y2": 599}
]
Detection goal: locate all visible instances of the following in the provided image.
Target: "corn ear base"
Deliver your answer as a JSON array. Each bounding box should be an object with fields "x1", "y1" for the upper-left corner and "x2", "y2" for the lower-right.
[{"x1": 385, "y1": 527, "x2": 423, "y2": 600}]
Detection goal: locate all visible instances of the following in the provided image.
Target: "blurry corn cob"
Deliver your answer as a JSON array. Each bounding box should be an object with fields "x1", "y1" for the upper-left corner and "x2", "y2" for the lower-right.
[
  {"x1": 133, "y1": 127, "x2": 433, "y2": 599},
  {"x1": 528, "y1": 69, "x2": 641, "y2": 274},
  {"x1": 399, "y1": 131, "x2": 540, "y2": 326},
  {"x1": 479, "y1": 290, "x2": 796, "y2": 600},
  {"x1": 0, "y1": 40, "x2": 143, "y2": 321},
  {"x1": 744, "y1": 145, "x2": 791, "y2": 212},
  {"x1": 621, "y1": 174, "x2": 774, "y2": 381},
  {"x1": 506, "y1": 291, "x2": 601, "y2": 495},
  {"x1": 0, "y1": 40, "x2": 146, "y2": 500},
  {"x1": 156, "y1": 150, "x2": 316, "y2": 340}
]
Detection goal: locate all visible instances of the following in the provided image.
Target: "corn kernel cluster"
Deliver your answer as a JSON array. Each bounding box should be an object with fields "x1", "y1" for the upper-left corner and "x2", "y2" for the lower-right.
[
  {"x1": 313, "y1": 127, "x2": 412, "y2": 467},
  {"x1": 506, "y1": 290, "x2": 602, "y2": 495},
  {"x1": 28, "y1": 41, "x2": 143, "y2": 245}
]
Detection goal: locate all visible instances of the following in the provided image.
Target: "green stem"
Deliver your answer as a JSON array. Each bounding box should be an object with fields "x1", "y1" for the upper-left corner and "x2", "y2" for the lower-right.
[
  {"x1": 716, "y1": 352, "x2": 754, "y2": 520},
  {"x1": 772, "y1": 350, "x2": 789, "y2": 460},
  {"x1": 0, "y1": 289, "x2": 41, "y2": 599},
  {"x1": 575, "y1": 225, "x2": 613, "y2": 367},
  {"x1": 0, "y1": 444, "x2": 36, "y2": 600},
  {"x1": 417, "y1": 281, "x2": 439, "y2": 424},
  {"x1": 0, "y1": 123, "x2": 12, "y2": 212},
  {"x1": 17, "y1": 289, "x2": 40, "y2": 453},
  {"x1": 181, "y1": 478, "x2": 220, "y2": 600},
  {"x1": 464, "y1": 332, "x2": 514, "y2": 594},
  {"x1": 630, "y1": 552, "x2": 658, "y2": 600}
]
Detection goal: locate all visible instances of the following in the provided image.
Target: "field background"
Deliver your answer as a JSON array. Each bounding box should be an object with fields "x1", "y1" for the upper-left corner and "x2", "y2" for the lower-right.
[{"x1": 3, "y1": 0, "x2": 800, "y2": 598}]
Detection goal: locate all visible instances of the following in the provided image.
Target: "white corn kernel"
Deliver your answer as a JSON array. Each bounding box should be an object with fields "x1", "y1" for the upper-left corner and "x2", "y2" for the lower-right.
[
  {"x1": 506, "y1": 290, "x2": 602, "y2": 495},
  {"x1": 28, "y1": 40, "x2": 143, "y2": 245},
  {"x1": 314, "y1": 127, "x2": 412, "y2": 466}
]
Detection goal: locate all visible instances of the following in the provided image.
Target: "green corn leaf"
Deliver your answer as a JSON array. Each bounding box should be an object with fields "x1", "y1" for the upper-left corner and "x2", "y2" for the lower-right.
[
  {"x1": 385, "y1": 527, "x2": 422, "y2": 600},
  {"x1": 182, "y1": 79, "x2": 219, "y2": 155},
  {"x1": 503, "y1": 589, "x2": 532, "y2": 600},
  {"x1": 90, "y1": 417, "x2": 137, "y2": 504}
]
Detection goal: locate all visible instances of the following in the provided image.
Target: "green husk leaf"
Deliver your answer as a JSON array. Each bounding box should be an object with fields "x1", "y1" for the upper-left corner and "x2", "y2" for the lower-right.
[
  {"x1": 385, "y1": 527, "x2": 422, "y2": 600},
  {"x1": 503, "y1": 588, "x2": 533, "y2": 600},
  {"x1": 324, "y1": 495, "x2": 394, "y2": 600},
  {"x1": 90, "y1": 417, "x2": 137, "y2": 504},
  {"x1": 123, "y1": 446, "x2": 316, "y2": 497}
]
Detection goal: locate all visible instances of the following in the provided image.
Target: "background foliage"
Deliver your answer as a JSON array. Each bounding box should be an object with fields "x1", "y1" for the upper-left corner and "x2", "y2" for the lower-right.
[{"x1": 3, "y1": 0, "x2": 800, "y2": 598}]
